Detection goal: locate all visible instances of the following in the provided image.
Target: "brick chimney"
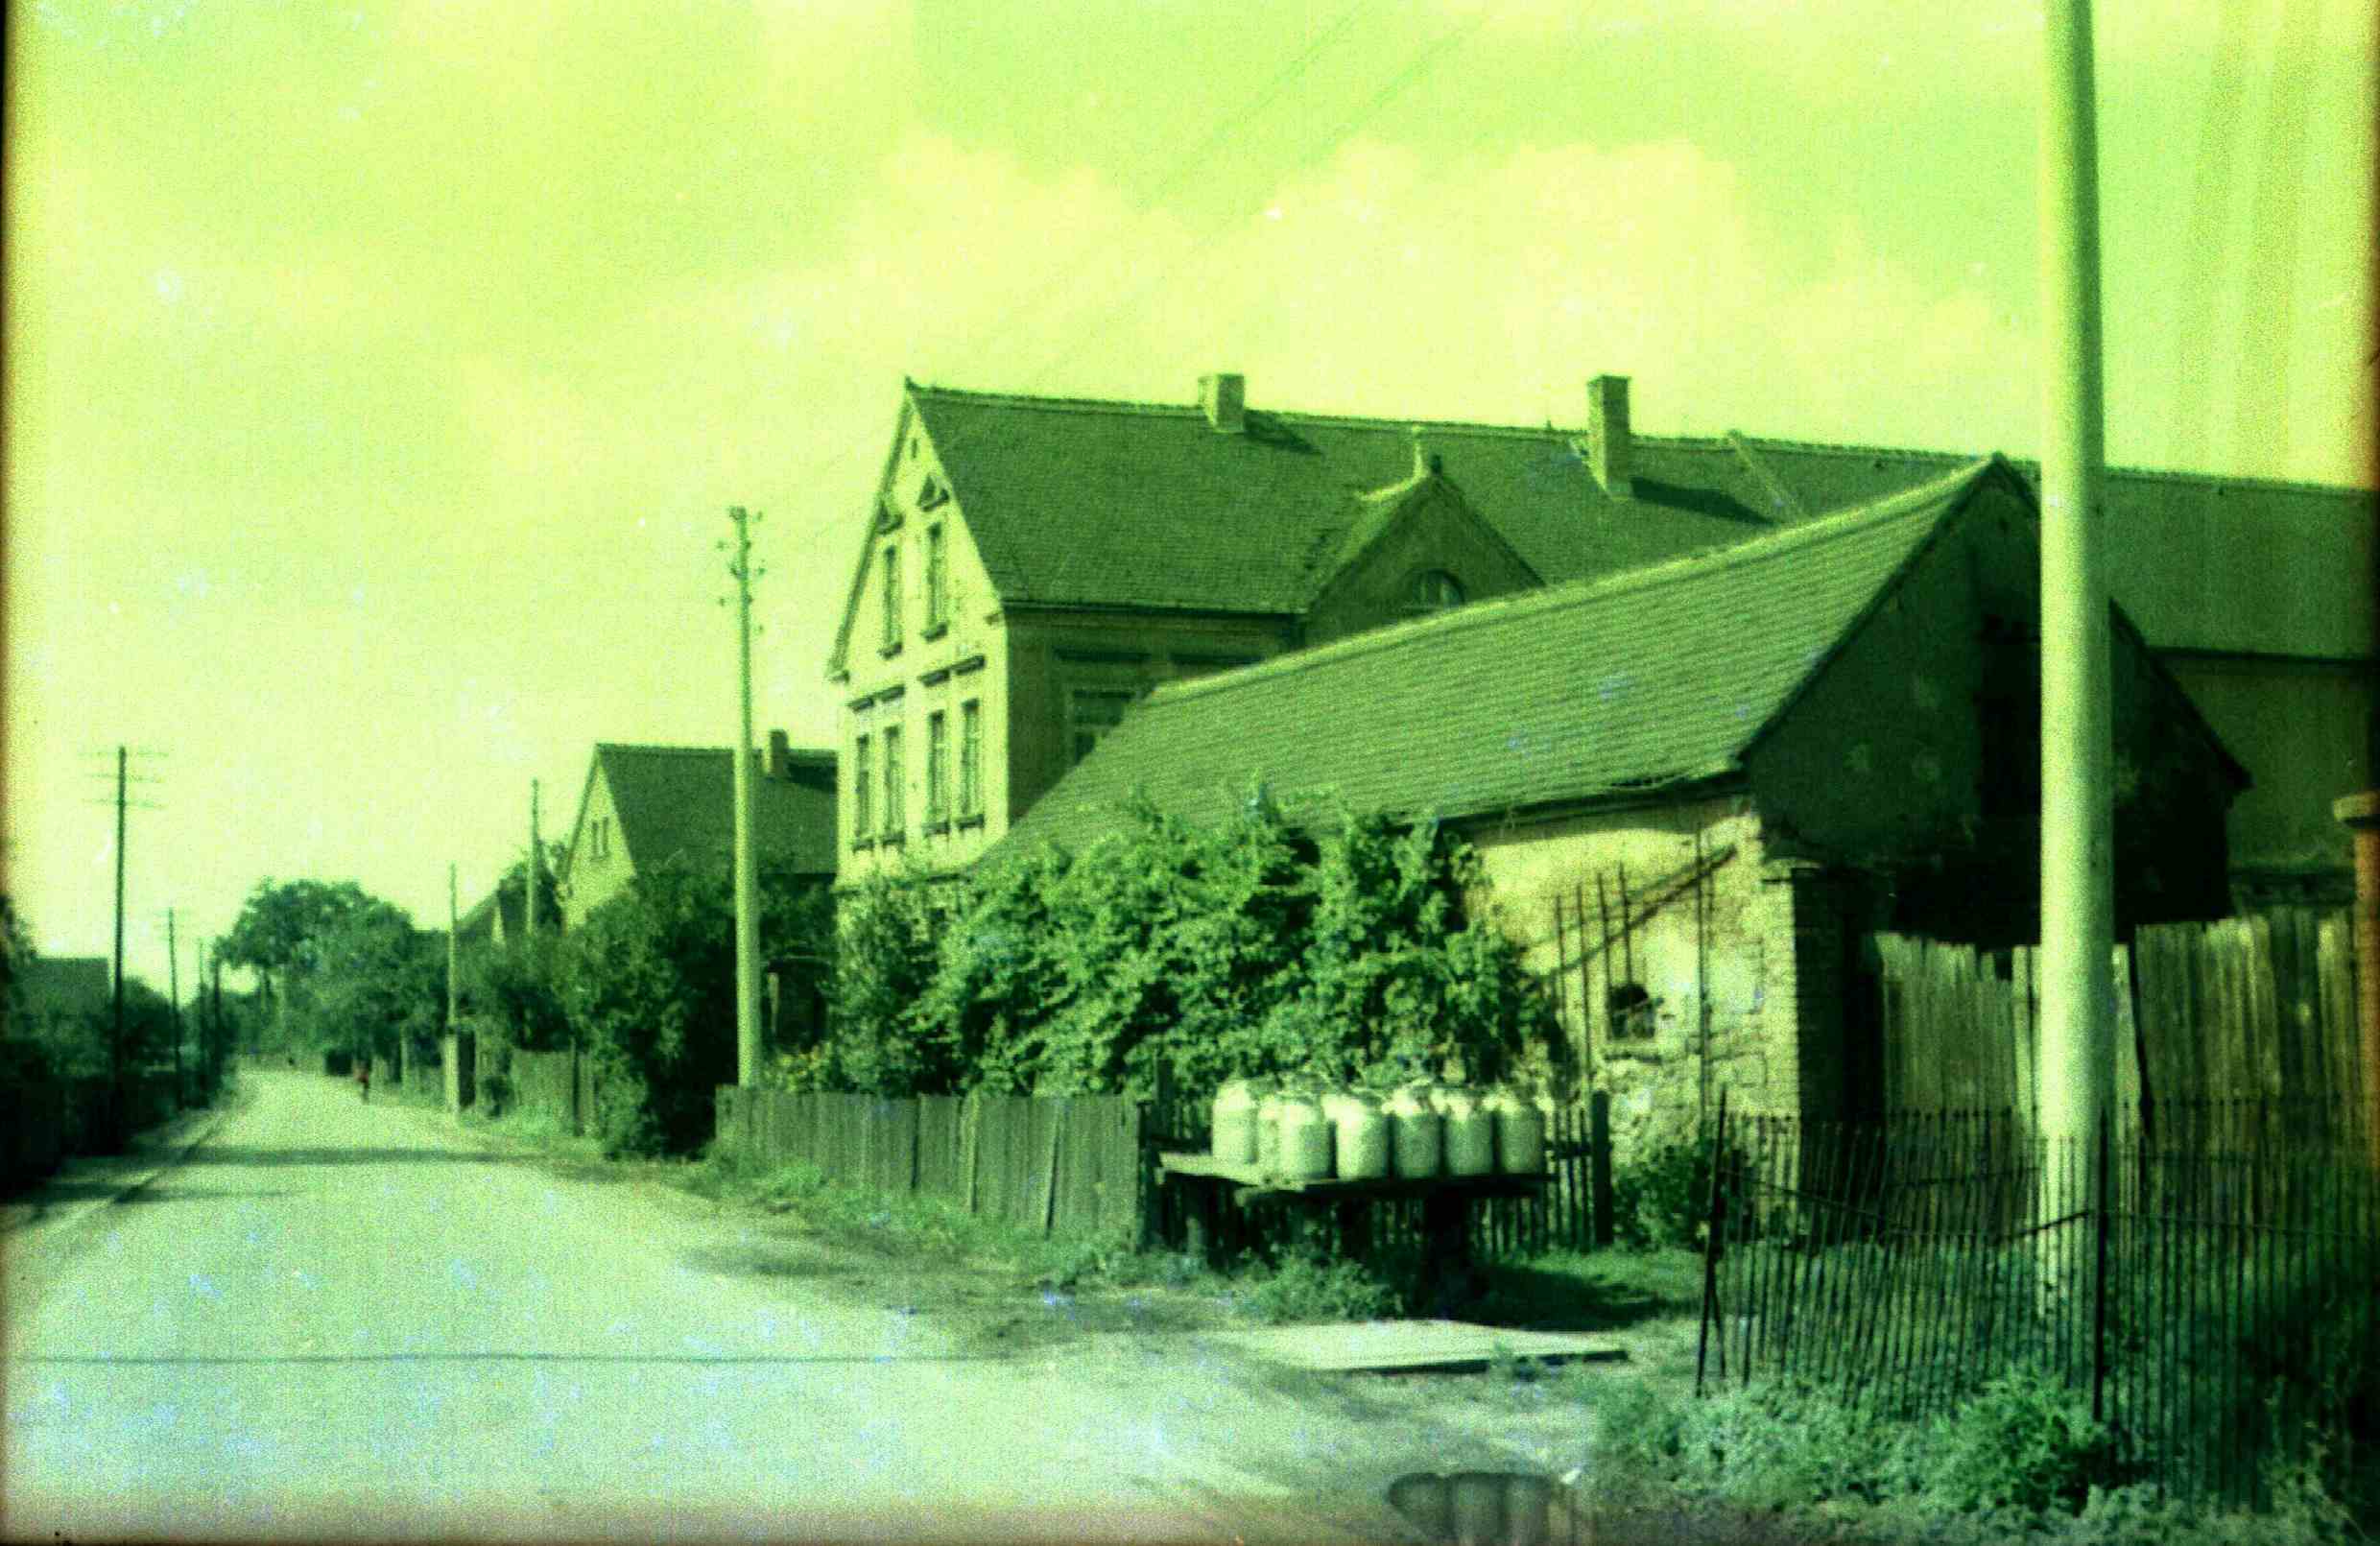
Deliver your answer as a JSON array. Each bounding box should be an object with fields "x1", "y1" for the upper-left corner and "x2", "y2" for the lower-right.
[
  {"x1": 768, "y1": 728, "x2": 791, "y2": 780},
  {"x1": 1584, "y1": 374, "x2": 1633, "y2": 498},
  {"x1": 1200, "y1": 372, "x2": 1246, "y2": 434}
]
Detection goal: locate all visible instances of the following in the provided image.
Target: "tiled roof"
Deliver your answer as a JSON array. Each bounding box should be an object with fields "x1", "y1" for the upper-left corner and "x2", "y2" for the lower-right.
[
  {"x1": 902, "y1": 383, "x2": 2373, "y2": 658},
  {"x1": 997, "y1": 459, "x2": 2011, "y2": 860},
  {"x1": 597, "y1": 744, "x2": 838, "y2": 879}
]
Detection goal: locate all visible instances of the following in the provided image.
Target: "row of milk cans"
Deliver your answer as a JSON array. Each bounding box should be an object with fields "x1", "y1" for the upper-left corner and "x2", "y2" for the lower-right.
[{"x1": 1210, "y1": 1079, "x2": 1552, "y2": 1180}]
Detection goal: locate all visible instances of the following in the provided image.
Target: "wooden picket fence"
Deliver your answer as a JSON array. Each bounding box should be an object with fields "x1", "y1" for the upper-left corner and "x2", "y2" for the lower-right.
[
  {"x1": 713, "y1": 1087, "x2": 1144, "y2": 1241},
  {"x1": 1868, "y1": 907, "x2": 2367, "y2": 1142}
]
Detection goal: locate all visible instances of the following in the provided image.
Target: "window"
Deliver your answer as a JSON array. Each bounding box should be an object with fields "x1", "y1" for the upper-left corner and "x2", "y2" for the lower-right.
[
  {"x1": 852, "y1": 735, "x2": 872, "y2": 843},
  {"x1": 589, "y1": 819, "x2": 609, "y2": 860},
  {"x1": 880, "y1": 542, "x2": 901, "y2": 652},
  {"x1": 926, "y1": 711, "x2": 949, "y2": 827},
  {"x1": 960, "y1": 700, "x2": 983, "y2": 818},
  {"x1": 881, "y1": 725, "x2": 904, "y2": 836},
  {"x1": 1606, "y1": 984, "x2": 1656, "y2": 1041},
  {"x1": 924, "y1": 523, "x2": 947, "y2": 630},
  {"x1": 1405, "y1": 569, "x2": 1466, "y2": 616},
  {"x1": 1068, "y1": 687, "x2": 1137, "y2": 766},
  {"x1": 917, "y1": 474, "x2": 951, "y2": 511}
]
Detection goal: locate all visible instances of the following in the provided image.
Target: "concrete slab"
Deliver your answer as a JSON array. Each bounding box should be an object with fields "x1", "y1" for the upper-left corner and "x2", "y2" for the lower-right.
[{"x1": 1203, "y1": 1320, "x2": 1626, "y2": 1374}]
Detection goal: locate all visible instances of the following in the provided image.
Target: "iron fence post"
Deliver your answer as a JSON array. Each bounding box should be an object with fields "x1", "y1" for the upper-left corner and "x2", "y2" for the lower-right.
[
  {"x1": 2093, "y1": 1102, "x2": 2110, "y2": 1427},
  {"x1": 1697, "y1": 1091, "x2": 1730, "y2": 1397}
]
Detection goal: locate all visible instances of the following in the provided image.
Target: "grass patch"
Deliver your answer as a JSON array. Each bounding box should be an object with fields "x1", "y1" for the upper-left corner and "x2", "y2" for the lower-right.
[
  {"x1": 1467, "y1": 1246, "x2": 1704, "y2": 1333},
  {"x1": 1572, "y1": 1368, "x2": 2371, "y2": 1546}
]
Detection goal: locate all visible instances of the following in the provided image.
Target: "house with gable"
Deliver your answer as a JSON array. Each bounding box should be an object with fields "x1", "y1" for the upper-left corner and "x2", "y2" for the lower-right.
[
  {"x1": 992, "y1": 459, "x2": 2249, "y2": 1145},
  {"x1": 557, "y1": 732, "x2": 839, "y2": 930},
  {"x1": 555, "y1": 734, "x2": 839, "y2": 1041},
  {"x1": 826, "y1": 370, "x2": 2368, "y2": 902}
]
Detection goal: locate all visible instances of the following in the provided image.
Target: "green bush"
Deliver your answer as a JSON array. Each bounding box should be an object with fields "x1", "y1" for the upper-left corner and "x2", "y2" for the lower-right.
[
  {"x1": 1920, "y1": 1365, "x2": 2130, "y2": 1516},
  {"x1": 826, "y1": 789, "x2": 1557, "y2": 1102},
  {"x1": 1227, "y1": 1245, "x2": 1402, "y2": 1325},
  {"x1": 1608, "y1": 1132, "x2": 1748, "y2": 1249}
]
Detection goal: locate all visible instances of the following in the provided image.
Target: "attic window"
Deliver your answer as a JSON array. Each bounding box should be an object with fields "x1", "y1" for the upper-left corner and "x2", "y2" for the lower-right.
[
  {"x1": 1405, "y1": 570, "x2": 1466, "y2": 616},
  {"x1": 917, "y1": 474, "x2": 950, "y2": 511}
]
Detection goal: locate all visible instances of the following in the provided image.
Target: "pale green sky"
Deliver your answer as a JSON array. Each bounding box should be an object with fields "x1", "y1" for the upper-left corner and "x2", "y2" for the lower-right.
[{"x1": 6, "y1": 0, "x2": 2372, "y2": 970}]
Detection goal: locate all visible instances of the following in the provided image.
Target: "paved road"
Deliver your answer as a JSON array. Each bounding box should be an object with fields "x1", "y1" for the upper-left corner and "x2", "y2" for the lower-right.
[{"x1": 4, "y1": 1070, "x2": 1576, "y2": 1543}]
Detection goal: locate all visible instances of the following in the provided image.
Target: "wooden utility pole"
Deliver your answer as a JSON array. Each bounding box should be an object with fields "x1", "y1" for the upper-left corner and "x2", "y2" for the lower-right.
[
  {"x1": 110, "y1": 746, "x2": 128, "y2": 1139},
  {"x1": 2035, "y1": 0, "x2": 2116, "y2": 1287},
  {"x1": 527, "y1": 780, "x2": 541, "y2": 940},
  {"x1": 166, "y1": 908, "x2": 181, "y2": 1108},
  {"x1": 726, "y1": 506, "x2": 764, "y2": 1087},
  {"x1": 447, "y1": 862, "x2": 461, "y2": 1031}
]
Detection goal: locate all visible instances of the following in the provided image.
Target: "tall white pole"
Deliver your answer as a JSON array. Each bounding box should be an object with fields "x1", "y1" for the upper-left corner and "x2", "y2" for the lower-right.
[
  {"x1": 728, "y1": 507, "x2": 763, "y2": 1087},
  {"x1": 2036, "y1": 0, "x2": 2116, "y2": 1246}
]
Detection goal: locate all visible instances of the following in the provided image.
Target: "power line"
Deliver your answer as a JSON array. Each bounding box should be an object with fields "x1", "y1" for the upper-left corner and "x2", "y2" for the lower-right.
[{"x1": 772, "y1": 0, "x2": 1406, "y2": 509}]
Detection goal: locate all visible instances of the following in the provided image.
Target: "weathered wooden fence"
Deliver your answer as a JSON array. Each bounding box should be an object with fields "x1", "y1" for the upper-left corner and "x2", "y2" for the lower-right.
[
  {"x1": 714, "y1": 1088, "x2": 1144, "y2": 1241},
  {"x1": 1868, "y1": 908, "x2": 2365, "y2": 1139},
  {"x1": 509, "y1": 1046, "x2": 600, "y2": 1135}
]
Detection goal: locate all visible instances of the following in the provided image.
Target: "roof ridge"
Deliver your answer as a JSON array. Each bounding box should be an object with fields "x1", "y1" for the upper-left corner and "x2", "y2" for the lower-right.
[
  {"x1": 1145, "y1": 458, "x2": 1995, "y2": 711},
  {"x1": 914, "y1": 381, "x2": 2371, "y2": 495}
]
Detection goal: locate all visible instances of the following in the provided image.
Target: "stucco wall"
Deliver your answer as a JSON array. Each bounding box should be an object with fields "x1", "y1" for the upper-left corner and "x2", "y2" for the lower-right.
[
  {"x1": 562, "y1": 769, "x2": 631, "y2": 930},
  {"x1": 837, "y1": 415, "x2": 1006, "y2": 884},
  {"x1": 1001, "y1": 610, "x2": 1297, "y2": 836},
  {"x1": 1460, "y1": 798, "x2": 1819, "y2": 1154}
]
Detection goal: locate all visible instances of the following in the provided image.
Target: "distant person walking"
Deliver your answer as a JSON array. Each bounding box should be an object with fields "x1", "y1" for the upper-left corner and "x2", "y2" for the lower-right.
[{"x1": 356, "y1": 1060, "x2": 370, "y2": 1104}]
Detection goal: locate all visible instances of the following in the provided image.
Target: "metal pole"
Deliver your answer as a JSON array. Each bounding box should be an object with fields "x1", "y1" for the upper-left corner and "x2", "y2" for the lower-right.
[
  {"x1": 728, "y1": 506, "x2": 763, "y2": 1087},
  {"x1": 2035, "y1": 0, "x2": 2116, "y2": 1238}
]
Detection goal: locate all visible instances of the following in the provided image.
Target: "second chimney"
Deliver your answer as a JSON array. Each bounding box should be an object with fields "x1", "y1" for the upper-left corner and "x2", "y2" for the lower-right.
[
  {"x1": 1585, "y1": 374, "x2": 1633, "y2": 498},
  {"x1": 768, "y1": 728, "x2": 791, "y2": 780},
  {"x1": 1200, "y1": 372, "x2": 1246, "y2": 434}
]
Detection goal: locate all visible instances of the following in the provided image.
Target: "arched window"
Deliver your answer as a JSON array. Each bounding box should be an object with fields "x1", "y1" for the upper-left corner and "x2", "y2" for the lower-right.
[{"x1": 1406, "y1": 569, "x2": 1465, "y2": 615}]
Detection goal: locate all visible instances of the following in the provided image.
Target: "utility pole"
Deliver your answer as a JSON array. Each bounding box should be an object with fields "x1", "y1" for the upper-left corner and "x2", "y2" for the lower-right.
[
  {"x1": 110, "y1": 746, "x2": 128, "y2": 1142},
  {"x1": 726, "y1": 506, "x2": 764, "y2": 1087},
  {"x1": 2035, "y1": 0, "x2": 2116, "y2": 1277},
  {"x1": 527, "y1": 780, "x2": 541, "y2": 940},
  {"x1": 447, "y1": 862, "x2": 461, "y2": 1032},
  {"x1": 166, "y1": 908, "x2": 181, "y2": 1108}
]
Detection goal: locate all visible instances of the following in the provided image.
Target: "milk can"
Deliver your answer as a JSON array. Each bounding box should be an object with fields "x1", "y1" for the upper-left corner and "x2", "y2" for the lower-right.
[
  {"x1": 1326, "y1": 1089, "x2": 1391, "y2": 1180},
  {"x1": 1489, "y1": 1086, "x2": 1547, "y2": 1175},
  {"x1": 1254, "y1": 1086, "x2": 1286, "y2": 1176},
  {"x1": 1387, "y1": 1085, "x2": 1443, "y2": 1178},
  {"x1": 1440, "y1": 1086, "x2": 1496, "y2": 1177},
  {"x1": 1274, "y1": 1087, "x2": 1333, "y2": 1181},
  {"x1": 1211, "y1": 1078, "x2": 1262, "y2": 1167}
]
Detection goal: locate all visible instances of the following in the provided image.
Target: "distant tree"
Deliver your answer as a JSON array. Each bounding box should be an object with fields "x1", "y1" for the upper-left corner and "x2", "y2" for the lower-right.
[
  {"x1": 218, "y1": 878, "x2": 378, "y2": 1035},
  {"x1": 304, "y1": 902, "x2": 444, "y2": 1066}
]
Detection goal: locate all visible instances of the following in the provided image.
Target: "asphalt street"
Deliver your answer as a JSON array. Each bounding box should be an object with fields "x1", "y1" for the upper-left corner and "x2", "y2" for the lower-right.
[{"x1": 3, "y1": 1069, "x2": 1572, "y2": 1543}]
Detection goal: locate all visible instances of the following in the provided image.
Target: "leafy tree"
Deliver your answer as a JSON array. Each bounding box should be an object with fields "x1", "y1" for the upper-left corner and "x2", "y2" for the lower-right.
[
  {"x1": 559, "y1": 857, "x2": 835, "y2": 1155},
  {"x1": 304, "y1": 902, "x2": 444, "y2": 1066},
  {"x1": 217, "y1": 878, "x2": 378, "y2": 1036},
  {"x1": 828, "y1": 787, "x2": 1557, "y2": 1102}
]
